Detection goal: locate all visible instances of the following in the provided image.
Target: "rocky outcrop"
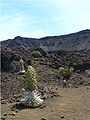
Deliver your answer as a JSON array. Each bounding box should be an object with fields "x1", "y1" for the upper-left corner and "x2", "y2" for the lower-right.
[
  {"x1": 48, "y1": 50, "x2": 90, "y2": 71},
  {"x1": 1, "y1": 47, "x2": 20, "y2": 72}
]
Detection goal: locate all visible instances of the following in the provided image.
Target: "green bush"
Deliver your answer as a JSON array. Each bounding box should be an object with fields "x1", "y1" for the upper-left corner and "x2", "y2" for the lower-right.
[
  {"x1": 59, "y1": 67, "x2": 74, "y2": 79},
  {"x1": 26, "y1": 66, "x2": 37, "y2": 92},
  {"x1": 31, "y1": 51, "x2": 42, "y2": 58}
]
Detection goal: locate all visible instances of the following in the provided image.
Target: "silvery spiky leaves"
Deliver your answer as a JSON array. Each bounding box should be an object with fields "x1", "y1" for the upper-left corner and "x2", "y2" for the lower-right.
[
  {"x1": 21, "y1": 66, "x2": 43, "y2": 107},
  {"x1": 19, "y1": 59, "x2": 25, "y2": 74},
  {"x1": 21, "y1": 91, "x2": 43, "y2": 107}
]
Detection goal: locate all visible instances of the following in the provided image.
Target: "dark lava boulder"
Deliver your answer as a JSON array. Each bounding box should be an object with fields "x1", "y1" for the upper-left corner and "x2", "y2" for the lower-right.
[{"x1": 1, "y1": 46, "x2": 20, "y2": 72}]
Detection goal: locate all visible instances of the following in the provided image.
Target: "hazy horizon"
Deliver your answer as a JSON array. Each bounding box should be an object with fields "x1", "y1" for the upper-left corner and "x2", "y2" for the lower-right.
[{"x1": 1, "y1": 29, "x2": 90, "y2": 42}]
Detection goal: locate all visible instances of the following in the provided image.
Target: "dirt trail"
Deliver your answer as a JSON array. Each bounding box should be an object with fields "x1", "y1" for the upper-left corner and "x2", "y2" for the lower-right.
[{"x1": 1, "y1": 86, "x2": 90, "y2": 120}]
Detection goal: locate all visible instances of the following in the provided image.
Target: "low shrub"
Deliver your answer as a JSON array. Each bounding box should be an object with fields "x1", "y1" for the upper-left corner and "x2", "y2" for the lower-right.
[
  {"x1": 31, "y1": 51, "x2": 42, "y2": 58},
  {"x1": 59, "y1": 67, "x2": 74, "y2": 79}
]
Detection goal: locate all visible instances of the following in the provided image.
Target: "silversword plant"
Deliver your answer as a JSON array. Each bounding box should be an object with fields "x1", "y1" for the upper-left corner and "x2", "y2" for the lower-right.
[
  {"x1": 21, "y1": 65, "x2": 43, "y2": 107},
  {"x1": 19, "y1": 58, "x2": 25, "y2": 74}
]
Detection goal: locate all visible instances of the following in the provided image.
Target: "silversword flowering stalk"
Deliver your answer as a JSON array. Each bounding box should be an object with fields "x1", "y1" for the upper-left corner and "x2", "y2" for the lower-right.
[{"x1": 26, "y1": 65, "x2": 37, "y2": 91}]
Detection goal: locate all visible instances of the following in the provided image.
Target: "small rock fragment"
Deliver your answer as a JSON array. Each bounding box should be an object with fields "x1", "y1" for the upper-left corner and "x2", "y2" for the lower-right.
[
  {"x1": 3, "y1": 113, "x2": 7, "y2": 116},
  {"x1": 15, "y1": 109, "x2": 19, "y2": 113},
  {"x1": 51, "y1": 110, "x2": 53, "y2": 112},
  {"x1": 40, "y1": 105, "x2": 46, "y2": 109},
  {"x1": 9, "y1": 99, "x2": 13, "y2": 103},
  {"x1": 1, "y1": 117, "x2": 6, "y2": 120},
  {"x1": 9, "y1": 112, "x2": 16, "y2": 116},
  {"x1": 56, "y1": 88, "x2": 58, "y2": 90},
  {"x1": 43, "y1": 86, "x2": 49, "y2": 93},
  {"x1": 1, "y1": 101, "x2": 7, "y2": 104},
  {"x1": 61, "y1": 115, "x2": 64, "y2": 119},
  {"x1": 41, "y1": 118, "x2": 48, "y2": 120},
  {"x1": 12, "y1": 112, "x2": 16, "y2": 116},
  {"x1": 16, "y1": 99, "x2": 20, "y2": 102}
]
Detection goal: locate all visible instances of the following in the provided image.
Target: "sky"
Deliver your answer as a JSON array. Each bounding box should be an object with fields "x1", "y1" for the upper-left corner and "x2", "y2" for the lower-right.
[{"x1": 0, "y1": 0, "x2": 90, "y2": 41}]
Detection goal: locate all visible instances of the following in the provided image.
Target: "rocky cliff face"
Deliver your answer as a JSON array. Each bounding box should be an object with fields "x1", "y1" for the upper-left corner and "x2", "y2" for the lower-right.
[{"x1": 1, "y1": 29, "x2": 90, "y2": 52}]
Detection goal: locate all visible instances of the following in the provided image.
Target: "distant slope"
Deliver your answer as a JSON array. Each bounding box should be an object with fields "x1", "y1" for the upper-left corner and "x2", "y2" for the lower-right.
[{"x1": 1, "y1": 29, "x2": 90, "y2": 52}]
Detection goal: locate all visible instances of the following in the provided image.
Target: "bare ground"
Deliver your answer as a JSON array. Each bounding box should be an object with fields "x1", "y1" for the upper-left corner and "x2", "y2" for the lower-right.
[{"x1": 1, "y1": 85, "x2": 90, "y2": 120}]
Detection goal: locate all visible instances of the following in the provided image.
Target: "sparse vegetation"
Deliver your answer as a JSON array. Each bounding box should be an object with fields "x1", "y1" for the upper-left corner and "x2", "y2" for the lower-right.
[
  {"x1": 31, "y1": 51, "x2": 42, "y2": 58},
  {"x1": 59, "y1": 67, "x2": 74, "y2": 79}
]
